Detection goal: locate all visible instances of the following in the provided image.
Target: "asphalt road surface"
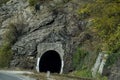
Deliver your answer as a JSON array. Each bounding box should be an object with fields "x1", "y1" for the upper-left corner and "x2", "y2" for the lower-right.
[
  {"x1": 0, "y1": 72, "x2": 22, "y2": 80},
  {"x1": 0, "y1": 71, "x2": 36, "y2": 80}
]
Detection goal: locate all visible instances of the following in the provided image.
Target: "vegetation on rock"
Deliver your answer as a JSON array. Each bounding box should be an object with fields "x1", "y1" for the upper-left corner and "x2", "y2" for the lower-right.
[
  {"x1": 0, "y1": 14, "x2": 25, "y2": 68},
  {"x1": 73, "y1": 48, "x2": 89, "y2": 70},
  {"x1": 77, "y1": 0, "x2": 120, "y2": 68},
  {"x1": 0, "y1": 43, "x2": 12, "y2": 68},
  {"x1": 0, "y1": 23, "x2": 15, "y2": 68},
  {"x1": 0, "y1": 0, "x2": 119, "y2": 79},
  {"x1": 72, "y1": 0, "x2": 120, "y2": 79},
  {"x1": 28, "y1": 0, "x2": 38, "y2": 6},
  {"x1": 78, "y1": 0, "x2": 120, "y2": 53}
]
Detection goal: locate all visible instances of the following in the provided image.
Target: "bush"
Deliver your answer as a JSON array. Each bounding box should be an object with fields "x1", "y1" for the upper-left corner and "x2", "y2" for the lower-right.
[
  {"x1": 28, "y1": 0, "x2": 38, "y2": 6},
  {"x1": 73, "y1": 70, "x2": 92, "y2": 78},
  {"x1": 71, "y1": 70, "x2": 108, "y2": 79},
  {"x1": 73, "y1": 48, "x2": 88, "y2": 70},
  {"x1": 28, "y1": 0, "x2": 46, "y2": 6},
  {"x1": 0, "y1": 43, "x2": 12, "y2": 68},
  {"x1": 0, "y1": 23, "x2": 16, "y2": 68},
  {"x1": 105, "y1": 52, "x2": 120, "y2": 67},
  {"x1": 0, "y1": 22, "x2": 24, "y2": 68},
  {"x1": 96, "y1": 74, "x2": 108, "y2": 80}
]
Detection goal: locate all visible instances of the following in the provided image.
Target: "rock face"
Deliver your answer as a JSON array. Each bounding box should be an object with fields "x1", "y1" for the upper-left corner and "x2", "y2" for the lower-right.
[
  {"x1": 0, "y1": 0, "x2": 83, "y2": 73},
  {"x1": 1, "y1": 0, "x2": 120, "y2": 79}
]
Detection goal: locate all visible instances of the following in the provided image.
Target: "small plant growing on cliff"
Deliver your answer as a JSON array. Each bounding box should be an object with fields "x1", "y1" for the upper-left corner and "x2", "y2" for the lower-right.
[
  {"x1": 28, "y1": 0, "x2": 46, "y2": 6},
  {"x1": 0, "y1": 43, "x2": 12, "y2": 68},
  {"x1": 73, "y1": 48, "x2": 88, "y2": 70},
  {"x1": 72, "y1": 69, "x2": 92, "y2": 78},
  {"x1": 3, "y1": 23, "x2": 18, "y2": 45},
  {"x1": 0, "y1": 16, "x2": 25, "y2": 68},
  {"x1": 0, "y1": 23, "x2": 17, "y2": 68},
  {"x1": 28, "y1": 0, "x2": 38, "y2": 6},
  {"x1": 96, "y1": 74, "x2": 108, "y2": 80}
]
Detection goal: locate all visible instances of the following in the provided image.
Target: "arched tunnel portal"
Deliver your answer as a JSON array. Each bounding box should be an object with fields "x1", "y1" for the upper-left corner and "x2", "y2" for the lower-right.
[
  {"x1": 36, "y1": 43, "x2": 64, "y2": 74},
  {"x1": 39, "y1": 50, "x2": 62, "y2": 73}
]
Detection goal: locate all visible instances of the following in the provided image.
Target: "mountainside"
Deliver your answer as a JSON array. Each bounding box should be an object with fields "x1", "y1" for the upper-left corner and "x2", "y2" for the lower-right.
[
  {"x1": 0, "y1": 0, "x2": 84, "y2": 72},
  {"x1": 0, "y1": 0, "x2": 120, "y2": 80}
]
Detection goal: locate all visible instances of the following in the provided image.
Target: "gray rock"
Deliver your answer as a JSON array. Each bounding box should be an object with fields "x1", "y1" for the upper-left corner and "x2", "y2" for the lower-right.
[{"x1": 0, "y1": 0, "x2": 98, "y2": 74}]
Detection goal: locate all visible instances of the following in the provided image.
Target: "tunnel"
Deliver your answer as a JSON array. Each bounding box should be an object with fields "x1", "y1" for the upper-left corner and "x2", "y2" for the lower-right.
[{"x1": 39, "y1": 50, "x2": 62, "y2": 73}]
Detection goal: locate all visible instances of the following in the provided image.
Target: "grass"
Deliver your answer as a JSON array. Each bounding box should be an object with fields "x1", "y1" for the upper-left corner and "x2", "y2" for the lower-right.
[{"x1": 24, "y1": 72, "x2": 94, "y2": 80}]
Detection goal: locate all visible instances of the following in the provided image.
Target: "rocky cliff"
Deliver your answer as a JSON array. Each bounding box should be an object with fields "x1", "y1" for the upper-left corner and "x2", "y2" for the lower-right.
[
  {"x1": 0, "y1": 0, "x2": 120, "y2": 80},
  {"x1": 0, "y1": 0, "x2": 88, "y2": 72}
]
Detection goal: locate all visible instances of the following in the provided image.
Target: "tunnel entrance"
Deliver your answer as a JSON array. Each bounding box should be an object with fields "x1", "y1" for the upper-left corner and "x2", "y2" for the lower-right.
[{"x1": 39, "y1": 50, "x2": 62, "y2": 73}]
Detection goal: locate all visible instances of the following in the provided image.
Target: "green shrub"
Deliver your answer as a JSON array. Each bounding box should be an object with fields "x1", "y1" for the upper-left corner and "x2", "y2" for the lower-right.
[
  {"x1": 28, "y1": 0, "x2": 38, "y2": 6},
  {"x1": 0, "y1": 23, "x2": 16, "y2": 68},
  {"x1": 0, "y1": 43, "x2": 12, "y2": 68},
  {"x1": 73, "y1": 70, "x2": 92, "y2": 78},
  {"x1": 105, "y1": 52, "x2": 120, "y2": 67},
  {"x1": 0, "y1": 22, "x2": 22, "y2": 68},
  {"x1": 96, "y1": 74, "x2": 108, "y2": 80},
  {"x1": 73, "y1": 48, "x2": 88, "y2": 70},
  {"x1": 71, "y1": 70, "x2": 108, "y2": 79}
]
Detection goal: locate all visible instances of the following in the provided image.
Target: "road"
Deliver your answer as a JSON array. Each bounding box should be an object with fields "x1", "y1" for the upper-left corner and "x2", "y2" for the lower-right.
[
  {"x1": 0, "y1": 72, "x2": 22, "y2": 80},
  {"x1": 0, "y1": 70, "x2": 36, "y2": 80}
]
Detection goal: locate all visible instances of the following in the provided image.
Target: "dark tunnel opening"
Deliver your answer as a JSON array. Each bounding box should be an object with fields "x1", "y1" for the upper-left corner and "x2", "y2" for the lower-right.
[{"x1": 39, "y1": 50, "x2": 61, "y2": 73}]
